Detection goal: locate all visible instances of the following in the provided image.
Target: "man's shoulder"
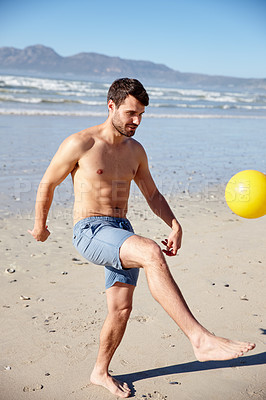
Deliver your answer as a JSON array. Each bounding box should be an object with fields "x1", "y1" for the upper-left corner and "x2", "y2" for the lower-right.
[
  {"x1": 65, "y1": 126, "x2": 97, "y2": 150},
  {"x1": 129, "y1": 138, "x2": 145, "y2": 152},
  {"x1": 74, "y1": 125, "x2": 98, "y2": 140},
  {"x1": 128, "y1": 138, "x2": 147, "y2": 158}
]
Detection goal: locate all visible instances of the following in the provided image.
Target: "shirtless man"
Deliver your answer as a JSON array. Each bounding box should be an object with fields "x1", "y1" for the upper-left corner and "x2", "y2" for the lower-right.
[{"x1": 29, "y1": 78, "x2": 255, "y2": 398}]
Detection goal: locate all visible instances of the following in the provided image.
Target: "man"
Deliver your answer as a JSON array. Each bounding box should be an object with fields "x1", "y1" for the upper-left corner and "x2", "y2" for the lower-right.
[{"x1": 29, "y1": 78, "x2": 255, "y2": 398}]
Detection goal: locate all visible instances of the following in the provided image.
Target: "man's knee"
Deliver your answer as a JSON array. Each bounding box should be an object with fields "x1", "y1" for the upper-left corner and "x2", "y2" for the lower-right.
[
  {"x1": 144, "y1": 239, "x2": 164, "y2": 266},
  {"x1": 107, "y1": 282, "x2": 133, "y2": 321},
  {"x1": 119, "y1": 305, "x2": 132, "y2": 321},
  {"x1": 110, "y1": 304, "x2": 132, "y2": 322},
  {"x1": 120, "y1": 235, "x2": 165, "y2": 270}
]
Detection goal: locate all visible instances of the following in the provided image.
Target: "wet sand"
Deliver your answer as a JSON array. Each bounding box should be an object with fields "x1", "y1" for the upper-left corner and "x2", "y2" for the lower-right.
[{"x1": 0, "y1": 195, "x2": 265, "y2": 400}]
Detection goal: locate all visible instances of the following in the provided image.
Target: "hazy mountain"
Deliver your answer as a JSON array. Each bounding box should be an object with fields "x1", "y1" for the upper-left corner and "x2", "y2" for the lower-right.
[{"x1": 0, "y1": 44, "x2": 265, "y2": 90}]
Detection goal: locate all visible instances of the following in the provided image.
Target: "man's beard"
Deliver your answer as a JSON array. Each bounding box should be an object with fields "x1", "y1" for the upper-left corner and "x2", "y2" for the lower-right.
[{"x1": 112, "y1": 119, "x2": 137, "y2": 137}]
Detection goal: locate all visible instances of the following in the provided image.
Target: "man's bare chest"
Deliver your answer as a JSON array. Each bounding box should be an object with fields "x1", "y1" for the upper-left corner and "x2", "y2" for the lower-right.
[{"x1": 78, "y1": 146, "x2": 138, "y2": 181}]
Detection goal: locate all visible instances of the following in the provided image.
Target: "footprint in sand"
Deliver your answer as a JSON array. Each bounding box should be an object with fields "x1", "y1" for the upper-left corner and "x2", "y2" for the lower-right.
[
  {"x1": 23, "y1": 384, "x2": 44, "y2": 392},
  {"x1": 137, "y1": 391, "x2": 168, "y2": 400},
  {"x1": 131, "y1": 315, "x2": 149, "y2": 323},
  {"x1": 161, "y1": 333, "x2": 171, "y2": 339}
]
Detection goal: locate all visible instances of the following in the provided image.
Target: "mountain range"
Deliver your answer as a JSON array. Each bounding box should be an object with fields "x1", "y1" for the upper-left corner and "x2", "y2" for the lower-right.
[{"x1": 0, "y1": 44, "x2": 265, "y2": 90}]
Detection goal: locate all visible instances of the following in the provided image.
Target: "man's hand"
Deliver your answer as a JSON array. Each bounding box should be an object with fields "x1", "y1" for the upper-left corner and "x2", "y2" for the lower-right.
[
  {"x1": 161, "y1": 227, "x2": 182, "y2": 256},
  {"x1": 28, "y1": 225, "x2": 50, "y2": 242}
]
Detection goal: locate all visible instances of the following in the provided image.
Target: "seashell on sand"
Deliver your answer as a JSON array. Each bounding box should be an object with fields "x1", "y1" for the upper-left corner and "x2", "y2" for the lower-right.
[
  {"x1": 20, "y1": 295, "x2": 31, "y2": 300},
  {"x1": 5, "y1": 268, "x2": 15, "y2": 274}
]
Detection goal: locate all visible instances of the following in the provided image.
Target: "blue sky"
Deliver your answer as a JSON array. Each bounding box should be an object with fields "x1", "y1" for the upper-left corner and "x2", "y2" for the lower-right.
[{"x1": 0, "y1": 0, "x2": 265, "y2": 78}]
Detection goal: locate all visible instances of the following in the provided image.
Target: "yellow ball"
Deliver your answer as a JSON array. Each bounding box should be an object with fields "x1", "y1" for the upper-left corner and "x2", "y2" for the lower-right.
[{"x1": 225, "y1": 170, "x2": 266, "y2": 219}]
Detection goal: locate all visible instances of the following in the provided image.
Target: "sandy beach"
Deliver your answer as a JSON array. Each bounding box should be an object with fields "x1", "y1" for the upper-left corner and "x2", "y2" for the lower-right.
[{"x1": 1, "y1": 193, "x2": 265, "y2": 400}]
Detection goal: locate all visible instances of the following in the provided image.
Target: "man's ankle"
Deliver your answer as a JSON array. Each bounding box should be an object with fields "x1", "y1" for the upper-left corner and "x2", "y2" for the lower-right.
[
  {"x1": 188, "y1": 325, "x2": 212, "y2": 348},
  {"x1": 91, "y1": 364, "x2": 109, "y2": 377}
]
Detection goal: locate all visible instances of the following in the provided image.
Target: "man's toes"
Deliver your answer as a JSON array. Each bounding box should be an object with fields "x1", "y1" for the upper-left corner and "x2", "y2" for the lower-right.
[
  {"x1": 117, "y1": 380, "x2": 130, "y2": 394},
  {"x1": 122, "y1": 382, "x2": 131, "y2": 392}
]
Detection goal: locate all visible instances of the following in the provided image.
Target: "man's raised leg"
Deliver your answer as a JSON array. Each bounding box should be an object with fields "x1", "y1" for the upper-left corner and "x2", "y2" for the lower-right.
[
  {"x1": 90, "y1": 282, "x2": 134, "y2": 398},
  {"x1": 119, "y1": 235, "x2": 255, "y2": 361}
]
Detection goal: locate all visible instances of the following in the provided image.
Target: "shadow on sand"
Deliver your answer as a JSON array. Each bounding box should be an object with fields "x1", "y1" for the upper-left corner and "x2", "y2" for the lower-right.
[{"x1": 114, "y1": 352, "x2": 266, "y2": 395}]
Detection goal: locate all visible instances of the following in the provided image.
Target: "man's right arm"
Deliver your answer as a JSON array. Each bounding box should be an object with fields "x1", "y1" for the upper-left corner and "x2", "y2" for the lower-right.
[{"x1": 28, "y1": 134, "x2": 83, "y2": 242}]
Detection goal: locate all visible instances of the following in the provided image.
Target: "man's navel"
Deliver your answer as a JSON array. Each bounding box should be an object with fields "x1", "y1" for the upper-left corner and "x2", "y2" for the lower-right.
[{"x1": 97, "y1": 169, "x2": 103, "y2": 175}]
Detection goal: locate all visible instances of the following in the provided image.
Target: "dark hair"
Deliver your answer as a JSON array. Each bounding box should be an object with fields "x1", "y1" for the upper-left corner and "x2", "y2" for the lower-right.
[{"x1": 107, "y1": 78, "x2": 149, "y2": 108}]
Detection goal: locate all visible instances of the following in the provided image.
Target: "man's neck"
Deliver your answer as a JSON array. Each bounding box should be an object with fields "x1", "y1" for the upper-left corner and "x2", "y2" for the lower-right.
[{"x1": 100, "y1": 119, "x2": 128, "y2": 145}]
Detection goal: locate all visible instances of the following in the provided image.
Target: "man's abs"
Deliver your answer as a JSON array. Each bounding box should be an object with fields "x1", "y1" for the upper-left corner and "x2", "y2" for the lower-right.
[{"x1": 72, "y1": 179, "x2": 131, "y2": 224}]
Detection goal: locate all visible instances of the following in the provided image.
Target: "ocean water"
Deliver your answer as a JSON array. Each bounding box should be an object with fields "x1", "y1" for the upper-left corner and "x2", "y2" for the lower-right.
[
  {"x1": 1, "y1": 74, "x2": 266, "y2": 118},
  {"x1": 0, "y1": 74, "x2": 265, "y2": 215}
]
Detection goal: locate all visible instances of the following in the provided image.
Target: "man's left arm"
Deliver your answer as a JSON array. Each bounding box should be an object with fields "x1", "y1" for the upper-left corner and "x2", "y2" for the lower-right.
[{"x1": 134, "y1": 147, "x2": 182, "y2": 256}]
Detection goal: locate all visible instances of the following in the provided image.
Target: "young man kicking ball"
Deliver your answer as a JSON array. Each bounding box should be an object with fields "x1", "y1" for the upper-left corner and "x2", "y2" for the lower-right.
[{"x1": 29, "y1": 78, "x2": 255, "y2": 398}]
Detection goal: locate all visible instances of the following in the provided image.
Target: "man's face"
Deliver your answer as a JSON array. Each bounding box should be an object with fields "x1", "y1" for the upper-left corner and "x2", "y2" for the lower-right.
[{"x1": 109, "y1": 95, "x2": 145, "y2": 137}]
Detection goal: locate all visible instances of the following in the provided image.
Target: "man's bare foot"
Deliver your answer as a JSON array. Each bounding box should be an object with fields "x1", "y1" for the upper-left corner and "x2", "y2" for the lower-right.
[
  {"x1": 90, "y1": 368, "x2": 131, "y2": 398},
  {"x1": 192, "y1": 330, "x2": 256, "y2": 362}
]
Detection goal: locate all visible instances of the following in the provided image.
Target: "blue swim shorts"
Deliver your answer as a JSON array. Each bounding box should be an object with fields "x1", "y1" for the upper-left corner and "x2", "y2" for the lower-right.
[{"x1": 73, "y1": 216, "x2": 139, "y2": 289}]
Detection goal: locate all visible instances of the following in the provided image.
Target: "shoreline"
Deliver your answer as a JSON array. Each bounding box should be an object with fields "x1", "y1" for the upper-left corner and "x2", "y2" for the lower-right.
[
  {"x1": 1, "y1": 194, "x2": 265, "y2": 399},
  {"x1": 0, "y1": 180, "x2": 229, "y2": 219}
]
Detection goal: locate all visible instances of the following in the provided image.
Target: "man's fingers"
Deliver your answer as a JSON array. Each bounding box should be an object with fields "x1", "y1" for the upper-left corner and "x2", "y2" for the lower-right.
[
  {"x1": 162, "y1": 249, "x2": 175, "y2": 256},
  {"x1": 171, "y1": 242, "x2": 178, "y2": 253},
  {"x1": 167, "y1": 241, "x2": 174, "y2": 251},
  {"x1": 161, "y1": 239, "x2": 171, "y2": 248},
  {"x1": 161, "y1": 238, "x2": 179, "y2": 256},
  {"x1": 162, "y1": 240, "x2": 173, "y2": 254},
  {"x1": 27, "y1": 228, "x2": 50, "y2": 242}
]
